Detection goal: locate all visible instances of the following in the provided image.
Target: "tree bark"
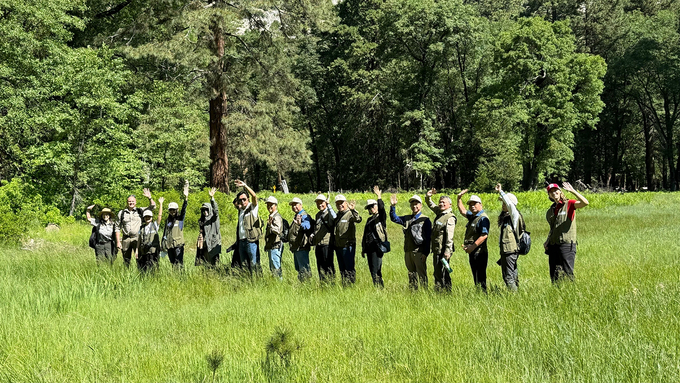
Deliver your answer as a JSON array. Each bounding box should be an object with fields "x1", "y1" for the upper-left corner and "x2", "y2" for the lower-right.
[
  {"x1": 209, "y1": 16, "x2": 230, "y2": 194},
  {"x1": 641, "y1": 109, "x2": 655, "y2": 190}
]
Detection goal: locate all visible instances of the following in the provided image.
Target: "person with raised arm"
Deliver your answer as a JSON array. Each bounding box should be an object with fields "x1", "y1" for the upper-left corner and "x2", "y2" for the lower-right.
[
  {"x1": 136, "y1": 197, "x2": 163, "y2": 272},
  {"x1": 495, "y1": 183, "x2": 524, "y2": 291},
  {"x1": 425, "y1": 188, "x2": 456, "y2": 291},
  {"x1": 196, "y1": 187, "x2": 222, "y2": 267},
  {"x1": 117, "y1": 188, "x2": 156, "y2": 267},
  {"x1": 234, "y1": 179, "x2": 262, "y2": 273},
  {"x1": 333, "y1": 195, "x2": 362, "y2": 286},
  {"x1": 162, "y1": 182, "x2": 189, "y2": 269},
  {"x1": 389, "y1": 193, "x2": 432, "y2": 290},
  {"x1": 457, "y1": 189, "x2": 490, "y2": 292},
  {"x1": 544, "y1": 182, "x2": 589, "y2": 282},
  {"x1": 86, "y1": 206, "x2": 119, "y2": 264}
]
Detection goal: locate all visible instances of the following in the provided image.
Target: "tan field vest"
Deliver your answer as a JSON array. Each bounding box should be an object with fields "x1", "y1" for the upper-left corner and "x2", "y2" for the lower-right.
[
  {"x1": 431, "y1": 210, "x2": 456, "y2": 257},
  {"x1": 546, "y1": 202, "x2": 576, "y2": 245},
  {"x1": 242, "y1": 204, "x2": 262, "y2": 243},
  {"x1": 500, "y1": 213, "x2": 525, "y2": 254}
]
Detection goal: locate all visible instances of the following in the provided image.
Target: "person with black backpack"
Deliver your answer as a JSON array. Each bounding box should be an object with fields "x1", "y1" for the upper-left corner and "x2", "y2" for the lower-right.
[
  {"x1": 86, "y1": 206, "x2": 119, "y2": 264},
  {"x1": 495, "y1": 183, "x2": 527, "y2": 291},
  {"x1": 264, "y1": 196, "x2": 285, "y2": 279}
]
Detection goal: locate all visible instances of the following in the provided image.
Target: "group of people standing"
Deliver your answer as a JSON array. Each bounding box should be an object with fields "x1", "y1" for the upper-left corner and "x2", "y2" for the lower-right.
[{"x1": 85, "y1": 180, "x2": 589, "y2": 289}]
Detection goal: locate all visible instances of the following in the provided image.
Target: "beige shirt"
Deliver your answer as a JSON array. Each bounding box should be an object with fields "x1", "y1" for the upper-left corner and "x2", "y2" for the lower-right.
[{"x1": 118, "y1": 207, "x2": 151, "y2": 237}]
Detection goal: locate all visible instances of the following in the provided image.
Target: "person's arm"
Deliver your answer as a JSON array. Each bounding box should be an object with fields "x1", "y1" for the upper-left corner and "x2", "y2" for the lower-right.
[
  {"x1": 456, "y1": 189, "x2": 468, "y2": 215},
  {"x1": 425, "y1": 188, "x2": 438, "y2": 212},
  {"x1": 208, "y1": 187, "x2": 218, "y2": 214},
  {"x1": 562, "y1": 182, "x2": 589, "y2": 209},
  {"x1": 86, "y1": 205, "x2": 95, "y2": 225},
  {"x1": 389, "y1": 205, "x2": 405, "y2": 226},
  {"x1": 235, "y1": 180, "x2": 258, "y2": 207},
  {"x1": 444, "y1": 217, "x2": 456, "y2": 259},
  {"x1": 157, "y1": 197, "x2": 164, "y2": 226},
  {"x1": 271, "y1": 215, "x2": 282, "y2": 235},
  {"x1": 300, "y1": 213, "x2": 312, "y2": 231},
  {"x1": 348, "y1": 201, "x2": 362, "y2": 223},
  {"x1": 377, "y1": 199, "x2": 387, "y2": 224},
  {"x1": 143, "y1": 188, "x2": 156, "y2": 210},
  {"x1": 496, "y1": 184, "x2": 520, "y2": 231},
  {"x1": 179, "y1": 182, "x2": 189, "y2": 220},
  {"x1": 327, "y1": 205, "x2": 337, "y2": 220}
]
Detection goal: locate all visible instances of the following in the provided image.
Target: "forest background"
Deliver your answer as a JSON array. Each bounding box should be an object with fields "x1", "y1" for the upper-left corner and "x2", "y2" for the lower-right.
[{"x1": 2, "y1": 0, "x2": 680, "y2": 227}]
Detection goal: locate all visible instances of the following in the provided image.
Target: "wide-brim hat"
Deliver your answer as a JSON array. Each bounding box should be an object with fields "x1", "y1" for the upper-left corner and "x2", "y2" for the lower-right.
[
  {"x1": 468, "y1": 195, "x2": 482, "y2": 204},
  {"x1": 289, "y1": 197, "x2": 303, "y2": 206},
  {"x1": 365, "y1": 199, "x2": 378, "y2": 209},
  {"x1": 409, "y1": 195, "x2": 422, "y2": 204},
  {"x1": 335, "y1": 194, "x2": 347, "y2": 202},
  {"x1": 99, "y1": 208, "x2": 113, "y2": 218}
]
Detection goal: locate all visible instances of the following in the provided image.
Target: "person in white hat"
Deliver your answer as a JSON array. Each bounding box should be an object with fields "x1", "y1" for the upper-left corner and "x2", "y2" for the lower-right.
[
  {"x1": 425, "y1": 188, "x2": 457, "y2": 291},
  {"x1": 234, "y1": 179, "x2": 262, "y2": 273},
  {"x1": 86, "y1": 205, "x2": 120, "y2": 264},
  {"x1": 162, "y1": 182, "x2": 189, "y2": 269},
  {"x1": 289, "y1": 197, "x2": 314, "y2": 282},
  {"x1": 544, "y1": 182, "x2": 589, "y2": 282},
  {"x1": 264, "y1": 196, "x2": 284, "y2": 279},
  {"x1": 495, "y1": 183, "x2": 524, "y2": 291},
  {"x1": 389, "y1": 193, "x2": 432, "y2": 290},
  {"x1": 333, "y1": 194, "x2": 362, "y2": 285},
  {"x1": 136, "y1": 197, "x2": 164, "y2": 272},
  {"x1": 361, "y1": 186, "x2": 388, "y2": 287},
  {"x1": 312, "y1": 194, "x2": 337, "y2": 281},
  {"x1": 457, "y1": 189, "x2": 490, "y2": 291}
]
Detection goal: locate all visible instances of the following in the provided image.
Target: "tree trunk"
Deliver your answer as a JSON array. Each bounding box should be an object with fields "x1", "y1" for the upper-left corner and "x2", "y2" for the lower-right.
[
  {"x1": 209, "y1": 18, "x2": 230, "y2": 194},
  {"x1": 642, "y1": 111, "x2": 655, "y2": 190}
]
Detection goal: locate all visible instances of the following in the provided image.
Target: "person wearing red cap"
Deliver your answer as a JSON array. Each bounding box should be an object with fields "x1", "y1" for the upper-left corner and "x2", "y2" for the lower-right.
[{"x1": 544, "y1": 182, "x2": 589, "y2": 282}]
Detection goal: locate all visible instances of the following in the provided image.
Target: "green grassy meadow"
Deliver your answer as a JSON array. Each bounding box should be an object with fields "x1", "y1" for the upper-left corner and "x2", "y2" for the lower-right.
[{"x1": 1, "y1": 191, "x2": 679, "y2": 382}]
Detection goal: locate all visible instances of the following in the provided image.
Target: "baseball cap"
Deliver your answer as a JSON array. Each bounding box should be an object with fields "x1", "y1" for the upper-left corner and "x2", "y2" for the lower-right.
[
  {"x1": 168, "y1": 202, "x2": 179, "y2": 210},
  {"x1": 365, "y1": 199, "x2": 377, "y2": 209},
  {"x1": 546, "y1": 183, "x2": 560, "y2": 192},
  {"x1": 265, "y1": 196, "x2": 278, "y2": 205},
  {"x1": 143, "y1": 210, "x2": 153, "y2": 217},
  {"x1": 409, "y1": 195, "x2": 422, "y2": 204},
  {"x1": 335, "y1": 194, "x2": 347, "y2": 202},
  {"x1": 289, "y1": 197, "x2": 303, "y2": 206},
  {"x1": 315, "y1": 194, "x2": 327, "y2": 202},
  {"x1": 468, "y1": 195, "x2": 482, "y2": 204},
  {"x1": 499, "y1": 193, "x2": 518, "y2": 206}
]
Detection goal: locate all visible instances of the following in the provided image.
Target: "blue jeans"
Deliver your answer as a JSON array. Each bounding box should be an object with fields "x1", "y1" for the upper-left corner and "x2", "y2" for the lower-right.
[
  {"x1": 334, "y1": 244, "x2": 356, "y2": 285},
  {"x1": 293, "y1": 250, "x2": 311, "y2": 281},
  {"x1": 268, "y1": 247, "x2": 283, "y2": 279},
  {"x1": 238, "y1": 240, "x2": 258, "y2": 269}
]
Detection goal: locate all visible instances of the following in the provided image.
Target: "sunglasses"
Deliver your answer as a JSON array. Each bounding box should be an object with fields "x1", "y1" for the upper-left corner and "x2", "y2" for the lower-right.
[{"x1": 239, "y1": 197, "x2": 248, "y2": 201}]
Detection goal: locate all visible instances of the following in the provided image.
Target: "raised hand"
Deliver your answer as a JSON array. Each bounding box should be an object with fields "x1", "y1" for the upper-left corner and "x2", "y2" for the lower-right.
[
  {"x1": 183, "y1": 181, "x2": 189, "y2": 199},
  {"x1": 390, "y1": 194, "x2": 398, "y2": 206},
  {"x1": 562, "y1": 182, "x2": 575, "y2": 193},
  {"x1": 373, "y1": 185, "x2": 382, "y2": 199},
  {"x1": 234, "y1": 179, "x2": 246, "y2": 188},
  {"x1": 495, "y1": 183, "x2": 502, "y2": 193},
  {"x1": 143, "y1": 188, "x2": 152, "y2": 199},
  {"x1": 457, "y1": 189, "x2": 468, "y2": 198},
  {"x1": 348, "y1": 200, "x2": 356, "y2": 210},
  {"x1": 158, "y1": 197, "x2": 165, "y2": 204},
  {"x1": 87, "y1": 204, "x2": 95, "y2": 210},
  {"x1": 209, "y1": 187, "x2": 217, "y2": 197},
  {"x1": 426, "y1": 188, "x2": 436, "y2": 197}
]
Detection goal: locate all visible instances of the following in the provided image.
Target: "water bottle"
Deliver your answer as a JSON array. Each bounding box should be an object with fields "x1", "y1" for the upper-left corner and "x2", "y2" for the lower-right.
[{"x1": 441, "y1": 257, "x2": 453, "y2": 274}]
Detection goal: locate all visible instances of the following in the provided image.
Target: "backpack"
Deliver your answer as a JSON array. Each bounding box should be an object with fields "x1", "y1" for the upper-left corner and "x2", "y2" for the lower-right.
[
  {"x1": 88, "y1": 225, "x2": 98, "y2": 249},
  {"x1": 280, "y1": 218, "x2": 290, "y2": 243},
  {"x1": 515, "y1": 214, "x2": 531, "y2": 255}
]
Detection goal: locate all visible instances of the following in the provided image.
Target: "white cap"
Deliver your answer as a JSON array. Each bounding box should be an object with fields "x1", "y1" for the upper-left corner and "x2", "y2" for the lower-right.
[
  {"x1": 289, "y1": 197, "x2": 303, "y2": 206},
  {"x1": 143, "y1": 210, "x2": 153, "y2": 217},
  {"x1": 335, "y1": 194, "x2": 347, "y2": 202},
  {"x1": 365, "y1": 199, "x2": 378, "y2": 209},
  {"x1": 168, "y1": 202, "x2": 179, "y2": 210},
  {"x1": 468, "y1": 195, "x2": 482, "y2": 204},
  {"x1": 265, "y1": 196, "x2": 278, "y2": 205},
  {"x1": 502, "y1": 193, "x2": 518, "y2": 206},
  {"x1": 315, "y1": 194, "x2": 327, "y2": 202},
  {"x1": 409, "y1": 195, "x2": 422, "y2": 204}
]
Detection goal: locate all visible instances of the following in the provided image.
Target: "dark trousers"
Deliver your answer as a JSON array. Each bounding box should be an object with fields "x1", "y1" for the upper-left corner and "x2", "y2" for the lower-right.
[
  {"x1": 468, "y1": 249, "x2": 488, "y2": 291},
  {"x1": 137, "y1": 251, "x2": 159, "y2": 272},
  {"x1": 365, "y1": 247, "x2": 384, "y2": 287},
  {"x1": 548, "y1": 243, "x2": 576, "y2": 282},
  {"x1": 433, "y1": 256, "x2": 452, "y2": 291},
  {"x1": 94, "y1": 242, "x2": 116, "y2": 264},
  {"x1": 500, "y1": 251, "x2": 519, "y2": 291},
  {"x1": 168, "y1": 246, "x2": 184, "y2": 269},
  {"x1": 335, "y1": 244, "x2": 356, "y2": 285},
  {"x1": 315, "y1": 245, "x2": 336, "y2": 282}
]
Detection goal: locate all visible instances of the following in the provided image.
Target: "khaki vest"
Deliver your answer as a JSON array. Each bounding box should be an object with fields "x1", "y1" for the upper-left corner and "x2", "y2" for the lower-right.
[
  {"x1": 289, "y1": 211, "x2": 311, "y2": 251},
  {"x1": 165, "y1": 219, "x2": 185, "y2": 249},
  {"x1": 464, "y1": 212, "x2": 489, "y2": 248},
  {"x1": 499, "y1": 213, "x2": 525, "y2": 254},
  {"x1": 264, "y1": 212, "x2": 283, "y2": 250},
  {"x1": 314, "y1": 209, "x2": 334, "y2": 246},
  {"x1": 334, "y1": 209, "x2": 361, "y2": 248},
  {"x1": 242, "y1": 204, "x2": 262, "y2": 243},
  {"x1": 431, "y1": 210, "x2": 456, "y2": 257},
  {"x1": 139, "y1": 222, "x2": 160, "y2": 254},
  {"x1": 546, "y1": 202, "x2": 576, "y2": 245}
]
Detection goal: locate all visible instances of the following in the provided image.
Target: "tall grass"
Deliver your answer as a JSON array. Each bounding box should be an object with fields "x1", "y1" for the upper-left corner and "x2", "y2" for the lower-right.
[{"x1": 0, "y1": 192, "x2": 678, "y2": 382}]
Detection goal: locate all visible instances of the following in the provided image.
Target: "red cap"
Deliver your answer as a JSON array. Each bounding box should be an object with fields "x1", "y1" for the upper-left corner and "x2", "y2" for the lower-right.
[{"x1": 546, "y1": 183, "x2": 560, "y2": 192}]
